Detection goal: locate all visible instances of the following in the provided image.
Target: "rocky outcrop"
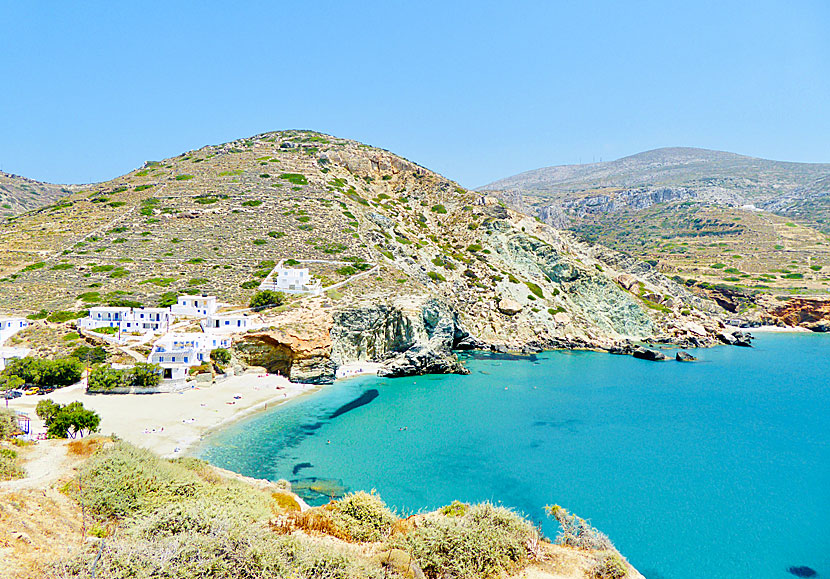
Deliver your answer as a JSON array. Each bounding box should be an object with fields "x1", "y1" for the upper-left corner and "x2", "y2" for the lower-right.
[
  {"x1": 676, "y1": 350, "x2": 696, "y2": 361},
  {"x1": 234, "y1": 305, "x2": 335, "y2": 384},
  {"x1": 769, "y1": 298, "x2": 830, "y2": 331},
  {"x1": 717, "y1": 330, "x2": 753, "y2": 347},
  {"x1": 331, "y1": 296, "x2": 471, "y2": 378},
  {"x1": 632, "y1": 346, "x2": 668, "y2": 361}
]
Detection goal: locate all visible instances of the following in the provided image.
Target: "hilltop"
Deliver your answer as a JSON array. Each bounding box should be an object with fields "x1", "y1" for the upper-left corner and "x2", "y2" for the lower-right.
[
  {"x1": 481, "y1": 147, "x2": 830, "y2": 301},
  {"x1": 0, "y1": 170, "x2": 73, "y2": 218},
  {"x1": 0, "y1": 131, "x2": 762, "y2": 381}
]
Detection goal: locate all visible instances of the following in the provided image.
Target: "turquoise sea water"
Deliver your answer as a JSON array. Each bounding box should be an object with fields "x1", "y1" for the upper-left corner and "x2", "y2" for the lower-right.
[{"x1": 198, "y1": 333, "x2": 830, "y2": 579}]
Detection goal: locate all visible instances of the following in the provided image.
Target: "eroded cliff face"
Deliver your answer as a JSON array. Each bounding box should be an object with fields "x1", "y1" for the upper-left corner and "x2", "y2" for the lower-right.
[
  {"x1": 233, "y1": 304, "x2": 336, "y2": 384},
  {"x1": 233, "y1": 296, "x2": 472, "y2": 383},
  {"x1": 768, "y1": 297, "x2": 830, "y2": 331},
  {"x1": 331, "y1": 296, "x2": 471, "y2": 377}
]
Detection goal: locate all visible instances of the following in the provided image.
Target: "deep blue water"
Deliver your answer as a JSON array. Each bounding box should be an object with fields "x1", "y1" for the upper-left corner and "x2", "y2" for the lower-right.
[{"x1": 198, "y1": 334, "x2": 830, "y2": 579}]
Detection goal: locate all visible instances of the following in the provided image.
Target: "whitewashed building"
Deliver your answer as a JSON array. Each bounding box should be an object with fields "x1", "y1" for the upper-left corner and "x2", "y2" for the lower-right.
[
  {"x1": 0, "y1": 317, "x2": 29, "y2": 344},
  {"x1": 202, "y1": 312, "x2": 261, "y2": 333},
  {"x1": 171, "y1": 295, "x2": 218, "y2": 318},
  {"x1": 0, "y1": 347, "x2": 31, "y2": 372},
  {"x1": 259, "y1": 261, "x2": 321, "y2": 295},
  {"x1": 148, "y1": 332, "x2": 231, "y2": 381},
  {"x1": 80, "y1": 307, "x2": 174, "y2": 334}
]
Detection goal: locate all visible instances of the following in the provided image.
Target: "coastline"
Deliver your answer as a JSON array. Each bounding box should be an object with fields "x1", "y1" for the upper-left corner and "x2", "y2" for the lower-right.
[{"x1": 6, "y1": 373, "x2": 321, "y2": 458}]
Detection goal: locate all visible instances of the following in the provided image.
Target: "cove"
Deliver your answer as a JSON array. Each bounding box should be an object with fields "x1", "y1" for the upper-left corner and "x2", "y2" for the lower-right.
[{"x1": 197, "y1": 333, "x2": 830, "y2": 579}]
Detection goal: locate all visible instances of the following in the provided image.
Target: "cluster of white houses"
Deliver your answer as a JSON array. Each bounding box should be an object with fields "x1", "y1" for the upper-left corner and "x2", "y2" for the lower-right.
[
  {"x1": 0, "y1": 317, "x2": 31, "y2": 371},
  {"x1": 3, "y1": 263, "x2": 319, "y2": 383}
]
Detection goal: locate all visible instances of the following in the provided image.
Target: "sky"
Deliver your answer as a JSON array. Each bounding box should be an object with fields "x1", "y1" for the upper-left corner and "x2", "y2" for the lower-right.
[{"x1": 0, "y1": 0, "x2": 828, "y2": 188}]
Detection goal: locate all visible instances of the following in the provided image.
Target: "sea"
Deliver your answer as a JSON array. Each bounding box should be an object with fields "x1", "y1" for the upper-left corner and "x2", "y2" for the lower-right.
[{"x1": 197, "y1": 333, "x2": 830, "y2": 579}]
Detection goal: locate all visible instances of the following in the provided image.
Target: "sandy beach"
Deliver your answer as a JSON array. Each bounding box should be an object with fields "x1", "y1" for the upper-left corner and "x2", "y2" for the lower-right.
[{"x1": 4, "y1": 373, "x2": 320, "y2": 458}]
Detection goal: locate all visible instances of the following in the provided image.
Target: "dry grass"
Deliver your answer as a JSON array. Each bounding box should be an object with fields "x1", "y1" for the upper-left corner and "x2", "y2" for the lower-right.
[{"x1": 65, "y1": 435, "x2": 112, "y2": 458}]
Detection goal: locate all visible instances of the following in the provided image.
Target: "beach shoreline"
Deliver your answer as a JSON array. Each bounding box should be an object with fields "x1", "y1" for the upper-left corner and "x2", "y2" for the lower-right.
[{"x1": 6, "y1": 372, "x2": 321, "y2": 458}]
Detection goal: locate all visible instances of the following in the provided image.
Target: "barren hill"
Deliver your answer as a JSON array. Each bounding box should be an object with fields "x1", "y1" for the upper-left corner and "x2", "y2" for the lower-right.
[{"x1": 0, "y1": 170, "x2": 73, "y2": 217}]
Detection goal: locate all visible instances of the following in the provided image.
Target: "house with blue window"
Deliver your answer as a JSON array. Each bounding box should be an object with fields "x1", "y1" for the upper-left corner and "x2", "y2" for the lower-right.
[
  {"x1": 171, "y1": 295, "x2": 218, "y2": 318},
  {"x1": 202, "y1": 312, "x2": 261, "y2": 334},
  {"x1": 148, "y1": 332, "x2": 231, "y2": 381},
  {"x1": 0, "y1": 317, "x2": 30, "y2": 344},
  {"x1": 80, "y1": 306, "x2": 173, "y2": 335}
]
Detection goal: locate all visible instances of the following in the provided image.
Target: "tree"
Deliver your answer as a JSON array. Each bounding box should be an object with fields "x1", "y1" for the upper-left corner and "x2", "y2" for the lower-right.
[
  {"x1": 70, "y1": 345, "x2": 108, "y2": 364},
  {"x1": 39, "y1": 400, "x2": 100, "y2": 439},
  {"x1": 249, "y1": 290, "x2": 285, "y2": 309},
  {"x1": 3, "y1": 356, "x2": 83, "y2": 390},
  {"x1": 87, "y1": 365, "x2": 125, "y2": 392},
  {"x1": 36, "y1": 399, "x2": 62, "y2": 425},
  {"x1": 210, "y1": 348, "x2": 231, "y2": 366},
  {"x1": 128, "y1": 363, "x2": 161, "y2": 389}
]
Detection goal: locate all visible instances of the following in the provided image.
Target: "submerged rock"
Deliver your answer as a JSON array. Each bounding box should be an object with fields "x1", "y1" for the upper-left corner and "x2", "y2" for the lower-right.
[
  {"x1": 632, "y1": 346, "x2": 668, "y2": 361},
  {"x1": 675, "y1": 351, "x2": 696, "y2": 362},
  {"x1": 787, "y1": 566, "x2": 818, "y2": 578}
]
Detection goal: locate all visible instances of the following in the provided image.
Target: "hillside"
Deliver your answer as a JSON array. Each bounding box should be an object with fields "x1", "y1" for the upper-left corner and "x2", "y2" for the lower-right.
[
  {"x1": 0, "y1": 170, "x2": 73, "y2": 217},
  {"x1": 481, "y1": 148, "x2": 830, "y2": 299},
  {"x1": 0, "y1": 131, "x2": 756, "y2": 381}
]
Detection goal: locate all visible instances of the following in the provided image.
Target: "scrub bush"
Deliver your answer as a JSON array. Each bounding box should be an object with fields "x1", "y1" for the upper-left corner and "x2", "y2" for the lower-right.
[
  {"x1": 389, "y1": 502, "x2": 538, "y2": 578},
  {"x1": 328, "y1": 491, "x2": 397, "y2": 542}
]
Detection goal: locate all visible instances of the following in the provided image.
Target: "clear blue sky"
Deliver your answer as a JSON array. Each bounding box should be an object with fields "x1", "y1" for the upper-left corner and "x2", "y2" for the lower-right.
[{"x1": 1, "y1": 0, "x2": 827, "y2": 187}]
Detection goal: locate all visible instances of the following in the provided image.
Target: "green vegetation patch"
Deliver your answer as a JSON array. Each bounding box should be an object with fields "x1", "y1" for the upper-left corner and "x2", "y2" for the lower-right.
[{"x1": 279, "y1": 173, "x2": 308, "y2": 185}]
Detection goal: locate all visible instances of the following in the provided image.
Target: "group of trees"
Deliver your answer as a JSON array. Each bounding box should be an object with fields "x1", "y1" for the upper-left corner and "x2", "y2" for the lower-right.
[
  {"x1": 0, "y1": 356, "x2": 84, "y2": 391},
  {"x1": 249, "y1": 290, "x2": 285, "y2": 309},
  {"x1": 87, "y1": 362, "x2": 161, "y2": 392},
  {"x1": 36, "y1": 399, "x2": 100, "y2": 439}
]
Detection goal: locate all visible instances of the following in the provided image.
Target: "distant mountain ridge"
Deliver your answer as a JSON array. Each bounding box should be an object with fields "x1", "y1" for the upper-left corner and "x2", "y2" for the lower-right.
[
  {"x1": 0, "y1": 170, "x2": 73, "y2": 217},
  {"x1": 481, "y1": 146, "x2": 830, "y2": 231}
]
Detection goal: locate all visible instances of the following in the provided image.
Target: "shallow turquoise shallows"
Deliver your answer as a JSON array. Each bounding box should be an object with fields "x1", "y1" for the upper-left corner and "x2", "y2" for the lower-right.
[{"x1": 197, "y1": 333, "x2": 830, "y2": 579}]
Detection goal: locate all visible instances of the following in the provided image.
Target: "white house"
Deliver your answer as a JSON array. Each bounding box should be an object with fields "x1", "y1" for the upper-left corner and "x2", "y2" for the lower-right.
[
  {"x1": 79, "y1": 307, "x2": 174, "y2": 334},
  {"x1": 148, "y1": 332, "x2": 231, "y2": 381},
  {"x1": 0, "y1": 346, "x2": 31, "y2": 372},
  {"x1": 259, "y1": 261, "x2": 321, "y2": 295},
  {"x1": 171, "y1": 295, "x2": 218, "y2": 318},
  {"x1": 0, "y1": 317, "x2": 29, "y2": 344},
  {"x1": 202, "y1": 312, "x2": 261, "y2": 333}
]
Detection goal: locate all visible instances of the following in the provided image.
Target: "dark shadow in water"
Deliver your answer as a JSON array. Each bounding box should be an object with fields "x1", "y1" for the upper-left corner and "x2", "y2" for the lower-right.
[
  {"x1": 292, "y1": 462, "x2": 313, "y2": 475},
  {"x1": 532, "y1": 419, "x2": 583, "y2": 432},
  {"x1": 301, "y1": 422, "x2": 324, "y2": 431},
  {"x1": 328, "y1": 389, "x2": 379, "y2": 419},
  {"x1": 463, "y1": 351, "x2": 538, "y2": 363},
  {"x1": 788, "y1": 566, "x2": 818, "y2": 578}
]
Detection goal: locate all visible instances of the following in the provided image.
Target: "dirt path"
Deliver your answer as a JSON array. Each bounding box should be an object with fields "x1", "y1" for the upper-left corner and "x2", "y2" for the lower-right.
[{"x1": 0, "y1": 440, "x2": 75, "y2": 492}]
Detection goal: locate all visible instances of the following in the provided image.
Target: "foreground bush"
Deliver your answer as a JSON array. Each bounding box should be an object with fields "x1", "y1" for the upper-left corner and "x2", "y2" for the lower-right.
[
  {"x1": 389, "y1": 502, "x2": 539, "y2": 578},
  {"x1": 0, "y1": 447, "x2": 25, "y2": 481},
  {"x1": 328, "y1": 491, "x2": 398, "y2": 542}
]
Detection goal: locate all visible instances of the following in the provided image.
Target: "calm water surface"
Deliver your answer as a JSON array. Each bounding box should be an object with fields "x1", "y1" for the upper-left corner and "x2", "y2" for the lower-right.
[{"x1": 198, "y1": 333, "x2": 830, "y2": 579}]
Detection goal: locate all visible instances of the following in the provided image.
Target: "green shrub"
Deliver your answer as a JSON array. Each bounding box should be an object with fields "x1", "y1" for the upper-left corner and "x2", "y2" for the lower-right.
[
  {"x1": 327, "y1": 491, "x2": 397, "y2": 542},
  {"x1": 210, "y1": 348, "x2": 231, "y2": 366},
  {"x1": 390, "y1": 502, "x2": 538, "y2": 578},
  {"x1": 427, "y1": 271, "x2": 446, "y2": 282},
  {"x1": 431, "y1": 204, "x2": 447, "y2": 214},
  {"x1": 0, "y1": 443, "x2": 24, "y2": 481},
  {"x1": 524, "y1": 281, "x2": 544, "y2": 299},
  {"x1": 280, "y1": 173, "x2": 308, "y2": 185},
  {"x1": 175, "y1": 174, "x2": 194, "y2": 181},
  {"x1": 545, "y1": 504, "x2": 614, "y2": 551},
  {"x1": 242, "y1": 199, "x2": 263, "y2": 207},
  {"x1": 592, "y1": 552, "x2": 629, "y2": 578},
  {"x1": 250, "y1": 290, "x2": 285, "y2": 309},
  {"x1": 0, "y1": 409, "x2": 20, "y2": 441},
  {"x1": 71, "y1": 345, "x2": 108, "y2": 364},
  {"x1": 240, "y1": 280, "x2": 260, "y2": 289}
]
